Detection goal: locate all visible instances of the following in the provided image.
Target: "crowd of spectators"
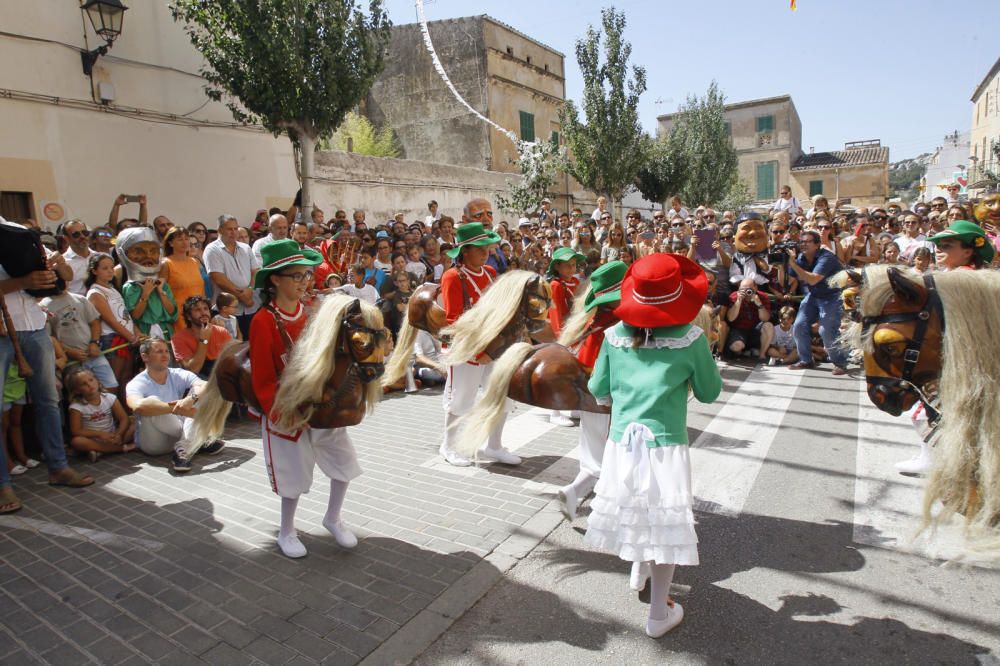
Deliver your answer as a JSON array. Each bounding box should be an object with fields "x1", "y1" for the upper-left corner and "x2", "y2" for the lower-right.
[{"x1": 0, "y1": 185, "x2": 995, "y2": 513}]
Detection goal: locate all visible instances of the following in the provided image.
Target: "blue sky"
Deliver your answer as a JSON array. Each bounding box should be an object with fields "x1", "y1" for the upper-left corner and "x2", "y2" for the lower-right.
[{"x1": 386, "y1": 0, "x2": 998, "y2": 161}]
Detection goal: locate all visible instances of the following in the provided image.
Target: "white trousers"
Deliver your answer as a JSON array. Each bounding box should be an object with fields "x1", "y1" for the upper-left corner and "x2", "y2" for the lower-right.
[
  {"x1": 443, "y1": 362, "x2": 503, "y2": 415},
  {"x1": 136, "y1": 414, "x2": 196, "y2": 456},
  {"x1": 579, "y1": 411, "x2": 610, "y2": 478},
  {"x1": 261, "y1": 419, "x2": 362, "y2": 499}
]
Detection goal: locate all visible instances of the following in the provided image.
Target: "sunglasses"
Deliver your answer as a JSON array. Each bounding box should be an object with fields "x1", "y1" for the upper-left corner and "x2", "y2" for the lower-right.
[
  {"x1": 670, "y1": 223, "x2": 684, "y2": 228},
  {"x1": 772, "y1": 229, "x2": 787, "y2": 234},
  {"x1": 704, "y1": 215, "x2": 716, "y2": 220},
  {"x1": 94, "y1": 231, "x2": 113, "y2": 238},
  {"x1": 69, "y1": 230, "x2": 90, "y2": 239},
  {"x1": 817, "y1": 225, "x2": 832, "y2": 230}
]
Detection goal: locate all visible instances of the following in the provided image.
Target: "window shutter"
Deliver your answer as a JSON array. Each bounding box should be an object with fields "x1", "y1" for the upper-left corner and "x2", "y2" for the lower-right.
[
  {"x1": 756, "y1": 115, "x2": 775, "y2": 132},
  {"x1": 550, "y1": 130, "x2": 560, "y2": 146},
  {"x1": 519, "y1": 111, "x2": 535, "y2": 142},
  {"x1": 809, "y1": 180, "x2": 824, "y2": 196},
  {"x1": 755, "y1": 162, "x2": 776, "y2": 200}
]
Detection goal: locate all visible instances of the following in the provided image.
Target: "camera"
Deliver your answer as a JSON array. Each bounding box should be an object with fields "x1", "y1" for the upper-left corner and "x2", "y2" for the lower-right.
[{"x1": 767, "y1": 241, "x2": 798, "y2": 264}]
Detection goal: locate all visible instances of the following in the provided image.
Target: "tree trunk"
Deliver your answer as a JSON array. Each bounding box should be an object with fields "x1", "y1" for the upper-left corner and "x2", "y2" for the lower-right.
[{"x1": 299, "y1": 134, "x2": 316, "y2": 221}]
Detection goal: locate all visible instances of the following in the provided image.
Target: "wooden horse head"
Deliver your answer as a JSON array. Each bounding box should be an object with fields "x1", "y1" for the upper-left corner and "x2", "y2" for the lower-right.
[{"x1": 861, "y1": 267, "x2": 945, "y2": 417}]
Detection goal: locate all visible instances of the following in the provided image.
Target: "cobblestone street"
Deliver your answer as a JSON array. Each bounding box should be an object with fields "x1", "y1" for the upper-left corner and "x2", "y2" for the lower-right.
[{"x1": 0, "y1": 390, "x2": 576, "y2": 665}]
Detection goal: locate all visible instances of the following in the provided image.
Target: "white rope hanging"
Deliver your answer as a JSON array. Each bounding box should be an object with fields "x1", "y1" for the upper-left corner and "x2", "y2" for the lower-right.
[{"x1": 414, "y1": 0, "x2": 523, "y2": 148}]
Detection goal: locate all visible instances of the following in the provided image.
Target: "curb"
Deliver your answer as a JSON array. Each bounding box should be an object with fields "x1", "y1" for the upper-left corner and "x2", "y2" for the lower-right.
[{"x1": 359, "y1": 500, "x2": 566, "y2": 665}]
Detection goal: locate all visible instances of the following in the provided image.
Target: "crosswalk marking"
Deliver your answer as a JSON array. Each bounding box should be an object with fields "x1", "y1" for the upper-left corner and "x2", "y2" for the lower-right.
[
  {"x1": 689, "y1": 366, "x2": 805, "y2": 517},
  {"x1": 853, "y1": 386, "x2": 969, "y2": 563}
]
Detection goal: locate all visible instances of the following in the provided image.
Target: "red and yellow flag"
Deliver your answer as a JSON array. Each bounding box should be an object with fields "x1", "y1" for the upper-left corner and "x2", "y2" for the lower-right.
[{"x1": 790, "y1": 0, "x2": 797, "y2": 9}]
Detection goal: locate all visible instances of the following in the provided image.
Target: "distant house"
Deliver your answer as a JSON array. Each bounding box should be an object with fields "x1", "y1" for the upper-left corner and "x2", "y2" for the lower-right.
[
  {"x1": 790, "y1": 140, "x2": 890, "y2": 208},
  {"x1": 969, "y1": 56, "x2": 1000, "y2": 193}
]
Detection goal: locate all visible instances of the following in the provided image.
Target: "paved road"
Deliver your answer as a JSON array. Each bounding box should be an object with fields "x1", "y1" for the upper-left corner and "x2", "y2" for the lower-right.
[{"x1": 1, "y1": 361, "x2": 998, "y2": 664}]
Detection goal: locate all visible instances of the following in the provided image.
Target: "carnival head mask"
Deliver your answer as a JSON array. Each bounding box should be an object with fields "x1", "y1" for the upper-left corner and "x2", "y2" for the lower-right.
[
  {"x1": 733, "y1": 212, "x2": 768, "y2": 254},
  {"x1": 116, "y1": 226, "x2": 162, "y2": 282}
]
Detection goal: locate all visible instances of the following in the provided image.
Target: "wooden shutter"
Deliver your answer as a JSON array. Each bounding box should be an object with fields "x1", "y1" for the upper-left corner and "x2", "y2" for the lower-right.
[{"x1": 519, "y1": 111, "x2": 535, "y2": 142}]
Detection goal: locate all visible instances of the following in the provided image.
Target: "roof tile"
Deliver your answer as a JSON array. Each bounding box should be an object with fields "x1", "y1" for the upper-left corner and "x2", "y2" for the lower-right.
[{"x1": 792, "y1": 146, "x2": 889, "y2": 171}]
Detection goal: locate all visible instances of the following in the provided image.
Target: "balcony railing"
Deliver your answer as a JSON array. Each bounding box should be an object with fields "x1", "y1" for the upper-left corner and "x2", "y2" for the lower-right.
[{"x1": 968, "y1": 158, "x2": 1000, "y2": 190}]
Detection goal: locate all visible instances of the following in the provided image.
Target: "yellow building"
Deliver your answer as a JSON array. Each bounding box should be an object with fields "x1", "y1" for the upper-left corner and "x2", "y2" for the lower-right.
[
  {"x1": 969, "y1": 57, "x2": 1000, "y2": 193},
  {"x1": 0, "y1": 1, "x2": 297, "y2": 229},
  {"x1": 789, "y1": 140, "x2": 890, "y2": 208}
]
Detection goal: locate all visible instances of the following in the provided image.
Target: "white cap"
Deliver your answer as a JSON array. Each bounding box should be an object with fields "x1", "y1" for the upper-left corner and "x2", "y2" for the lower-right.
[{"x1": 518, "y1": 217, "x2": 532, "y2": 227}]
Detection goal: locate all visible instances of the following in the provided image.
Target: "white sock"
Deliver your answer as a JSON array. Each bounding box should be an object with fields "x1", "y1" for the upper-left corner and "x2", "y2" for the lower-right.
[
  {"x1": 325, "y1": 478, "x2": 349, "y2": 524},
  {"x1": 567, "y1": 470, "x2": 598, "y2": 498},
  {"x1": 649, "y1": 563, "x2": 676, "y2": 621},
  {"x1": 279, "y1": 496, "x2": 299, "y2": 540},
  {"x1": 486, "y1": 417, "x2": 506, "y2": 451},
  {"x1": 441, "y1": 412, "x2": 460, "y2": 452}
]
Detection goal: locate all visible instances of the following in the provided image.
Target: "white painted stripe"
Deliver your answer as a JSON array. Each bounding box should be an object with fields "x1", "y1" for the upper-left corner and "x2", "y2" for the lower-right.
[
  {"x1": 853, "y1": 386, "x2": 971, "y2": 563},
  {"x1": 0, "y1": 515, "x2": 165, "y2": 551},
  {"x1": 689, "y1": 366, "x2": 805, "y2": 517}
]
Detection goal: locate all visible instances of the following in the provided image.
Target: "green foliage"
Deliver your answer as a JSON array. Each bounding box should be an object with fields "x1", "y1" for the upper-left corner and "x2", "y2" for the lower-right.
[
  {"x1": 170, "y1": 0, "x2": 392, "y2": 210},
  {"x1": 669, "y1": 81, "x2": 738, "y2": 207},
  {"x1": 717, "y1": 178, "x2": 754, "y2": 215},
  {"x1": 634, "y1": 133, "x2": 686, "y2": 208},
  {"x1": 559, "y1": 7, "x2": 648, "y2": 203},
  {"x1": 495, "y1": 139, "x2": 565, "y2": 216},
  {"x1": 323, "y1": 112, "x2": 400, "y2": 157}
]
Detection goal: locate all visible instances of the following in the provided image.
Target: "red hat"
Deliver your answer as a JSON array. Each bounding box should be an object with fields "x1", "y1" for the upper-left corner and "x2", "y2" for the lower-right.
[{"x1": 613, "y1": 254, "x2": 708, "y2": 328}]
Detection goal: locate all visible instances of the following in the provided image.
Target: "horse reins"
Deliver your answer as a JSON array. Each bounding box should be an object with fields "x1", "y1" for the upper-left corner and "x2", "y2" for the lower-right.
[{"x1": 861, "y1": 273, "x2": 945, "y2": 425}]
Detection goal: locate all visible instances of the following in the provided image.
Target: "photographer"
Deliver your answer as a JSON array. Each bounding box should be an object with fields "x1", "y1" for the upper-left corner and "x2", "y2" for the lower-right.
[
  {"x1": 725, "y1": 278, "x2": 774, "y2": 363},
  {"x1": 786, "y1": 230, "x2": 849, "y2": 375}
]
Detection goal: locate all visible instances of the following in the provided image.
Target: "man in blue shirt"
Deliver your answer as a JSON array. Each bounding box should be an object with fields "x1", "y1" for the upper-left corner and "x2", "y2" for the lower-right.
[{"x1": 785, "y1": 230, "x2": 850, "y2": 375}]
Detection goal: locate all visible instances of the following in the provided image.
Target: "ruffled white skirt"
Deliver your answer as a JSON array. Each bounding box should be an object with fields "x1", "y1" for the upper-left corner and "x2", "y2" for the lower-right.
[{"x1": 584, "y1": 423, "x2": 699, "y2": 565}]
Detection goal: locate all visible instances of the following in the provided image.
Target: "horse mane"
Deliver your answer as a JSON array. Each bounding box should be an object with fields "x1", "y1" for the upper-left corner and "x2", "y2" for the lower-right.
[
  {"x1": 852, "y1": 265, "x2": 1000, "y2": 541},
  {"x1": 441, "y1": 270, "x2": 540, "y2": 366},
  {"x1": 556, "y1": 287, "x2": 593, "y2": 347},
  {"x1": 272, "y1": 294, "x2": 384, "y2": 432}
]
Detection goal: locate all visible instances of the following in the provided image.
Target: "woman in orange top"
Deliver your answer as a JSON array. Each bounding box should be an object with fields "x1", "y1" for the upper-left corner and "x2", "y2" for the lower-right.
[{"x1": 159, "y1": 227, "x2": 205, "y2": 330}]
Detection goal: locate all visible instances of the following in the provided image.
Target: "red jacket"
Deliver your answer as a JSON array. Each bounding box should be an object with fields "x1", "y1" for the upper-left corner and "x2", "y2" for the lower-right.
[
  {"x1": 576, "y1": 309, "x2": 618, "y2": 370},
  {"x1": 440, "y1": 265, "x2": 496, "y2": 324},
  {"x1": 249, "y1": 302, "x2": 308, "y2": 419},
  {"x1": 547, "y1": 275, "x2": 580, "y2": 336}
]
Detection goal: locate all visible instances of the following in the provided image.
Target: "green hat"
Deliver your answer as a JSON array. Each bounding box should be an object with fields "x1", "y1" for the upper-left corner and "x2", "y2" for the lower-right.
[
  {"x1": 547, "y1": 246, "x2": 587, "y2": 275},
  {"x1": 254, "y1": 239, "x2": 323, "y2": 289},
  {"x1": 584, "y1": 260, "x2": 627, "y2": 312},
  {"x1": 446, "y1": 222, "x2": 502, "y2": 259},
  {"x1": 927, "y1": 220, "x2": 995, "y2": 264}
]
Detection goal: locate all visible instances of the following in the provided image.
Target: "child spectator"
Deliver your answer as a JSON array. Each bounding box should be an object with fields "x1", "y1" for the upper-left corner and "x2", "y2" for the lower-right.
[
  {"x1": 118, "y1": 227, "x2": 178, "y2": 340},
  {"x1": 405, "y1": 245, "x2": 428, "y2": 283},
  {"x1": 66, "y1": 366, "x2": 135, "y2": 462},
  {"x1": 766, "y1": 306, "x2": 799, "y2": 366},
  {"x1": 86, "y1": 252, "x2": 140, "y2": 401},
  {"x1": 340, "y1": 264, "x2": 379, "y2": 304},
  {"x1": 3, "y1": 365, "x2": 35, "y2": 475},
  {"x1": 211, "y1": 292, "x2": 242, "y2": 342},
  {"x1": 41, "y1": 283, "x2": 120, "y2": 396}
]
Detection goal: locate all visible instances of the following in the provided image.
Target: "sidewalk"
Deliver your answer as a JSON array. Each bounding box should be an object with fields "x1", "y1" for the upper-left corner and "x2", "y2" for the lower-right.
[{"x1": 0, "y1": 391, "x2": 575, "y2": 665}]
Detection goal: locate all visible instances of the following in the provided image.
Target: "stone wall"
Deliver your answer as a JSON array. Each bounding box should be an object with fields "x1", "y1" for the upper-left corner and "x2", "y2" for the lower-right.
[{"x1": 312, "y1": 150, "x2": 514, "y2": 223}]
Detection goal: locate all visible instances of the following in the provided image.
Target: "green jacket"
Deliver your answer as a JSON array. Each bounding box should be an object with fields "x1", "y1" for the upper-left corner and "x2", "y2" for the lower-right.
[
  {"x1": 588, "y1": 322, "x2": 722, "y2": 447},
  {"x1": 122, "y1": 281, "x2": 178, "y2": 340}
]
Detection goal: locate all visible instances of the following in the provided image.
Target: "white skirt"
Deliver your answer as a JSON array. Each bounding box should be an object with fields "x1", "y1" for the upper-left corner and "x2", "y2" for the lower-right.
[{"x1": 584, "y1": 423, "x2": 699, "y2": 566}]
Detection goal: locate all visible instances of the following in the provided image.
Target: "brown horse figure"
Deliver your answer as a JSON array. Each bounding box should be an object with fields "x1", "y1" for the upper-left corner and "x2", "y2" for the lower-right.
[
  {"x1": 455, "y1": 303, "x2": 717, "y2": 458},
  {"x1": 192, "y1": 295, "x2": 388, "y2": 444},
  {"x1": 845, "y1": 265, "x2": 1000, "y2": 556},
  {"x1": 382, "y1": 270, "x2": 553, "y2": 386}
]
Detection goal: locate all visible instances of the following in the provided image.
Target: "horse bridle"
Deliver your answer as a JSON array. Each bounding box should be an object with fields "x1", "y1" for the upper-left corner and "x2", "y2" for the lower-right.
[
  {"x1": 861, "y1": 273, "x2": 945, "y2": 424},
  {"x1": 310, "y1": 303, "x2": 388, "y2": 412}
]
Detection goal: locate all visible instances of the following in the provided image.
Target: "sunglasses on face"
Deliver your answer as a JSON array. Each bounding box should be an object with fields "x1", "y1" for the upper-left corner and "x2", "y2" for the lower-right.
[
  {"x1": 772, "y1": 229, "x2": 787, "y2": 234},
  {"x1": 69, "y1": 230, "x2": 90, "y2": 239},
  {"x1": 670, "y1": 223, "x2": 684, "y2": 228},
  {"x1": 94, "y1": 231, "x2": 112, "y2": 238},
  {"x1": 817, "y1": 225, "x2": 832, "y2": 230}
]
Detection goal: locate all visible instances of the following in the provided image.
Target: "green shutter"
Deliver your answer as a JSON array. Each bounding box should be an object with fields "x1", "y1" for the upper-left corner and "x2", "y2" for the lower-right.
[
  {"x1": 756, "y1": 115, "x2": 775, "y2": 133},
  {"x1": 550, "y1": 130, "x2": 559, "y2": 146},
  {"x1": 756, "y1": 161, "x2": 776, "y2": 200},
  {"x1": 809, "y1": 180, "x2": 824, "y2": 197},
  {"x1": 724, "y1": 121, "x2": 731, "y2": 137},
  {"x1": 519, "y1": 111, "x2": 535, "y2": 142}
]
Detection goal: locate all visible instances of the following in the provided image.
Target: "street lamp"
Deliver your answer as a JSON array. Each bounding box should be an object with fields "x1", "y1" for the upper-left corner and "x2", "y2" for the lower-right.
[{"x1": 80, "y1": 0, "x2": 128, "y2": 76}]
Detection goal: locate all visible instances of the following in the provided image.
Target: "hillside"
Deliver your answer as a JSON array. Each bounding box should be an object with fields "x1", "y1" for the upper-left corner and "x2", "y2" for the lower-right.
[{"x1": 889, "y1": 153, "x2": 933, "y2": 201}]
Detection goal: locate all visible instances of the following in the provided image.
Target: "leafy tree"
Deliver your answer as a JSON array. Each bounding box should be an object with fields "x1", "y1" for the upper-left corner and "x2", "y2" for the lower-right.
[
  {"x1": 634, "y1": 132, "x2": 686, "y2": 211},
  {"x1": 669, "y1": 81, "x2": 738, "y2": 207},
  {"x1": 323, "y1": 112, "x2": 400, "y2": 158},
  {"x1": 170, "y1": 0, "x2": 392, "y2": 215},
  {"x1": 495, "y1": 139, "x2": 565, "y2": 216},
  {"x1": 717, "y1": 178, "x2": 754, "y2": 215},
  {"x1": 560, "y1": 8, "x2": 647, "y2": 211}
]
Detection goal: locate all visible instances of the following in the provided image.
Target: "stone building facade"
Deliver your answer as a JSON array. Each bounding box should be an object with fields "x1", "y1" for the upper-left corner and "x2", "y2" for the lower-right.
[
  {"x1": 788, "y1": 140, "x2": 890, "y2": 208},
  {"x1": 969, "y1": 57, "x2": 1000, "y2": 193}
]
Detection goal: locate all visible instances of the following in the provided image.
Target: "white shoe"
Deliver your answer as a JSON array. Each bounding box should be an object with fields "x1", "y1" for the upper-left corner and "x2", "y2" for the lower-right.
[
  {"x1": 323, "y1": 518, "x2": 358, "y2": 548},
  {"x1": 479, "y1": 446, "x2": 521, "y2": 465},
  {"x1": 24, "y1": 458, "x2": 40, "y2": 469},
  {"x1": 895, "y1": 455, "x2": 931, "y2": 476},
  {"x1": 629, "y1": 561, "x2": 650, "y2": 592},
  {"x1": 557, "y1": 485, "x2": 578, "y2": 521},
  {"x1": 549, "y1": 414, "x2": 575, "y2": 427},
  {"x1": 439, "y1": 444, "x2": 472, "y2": 467},
  {"x1": 646, "y1": 602, "x2": 684, "y2": 638},
  {"x1": 9, "y1": 464, "x2": 27, "y2": 476},
  {"x1": 277, "y1": 534, "x2": 307, "y2": 558}
]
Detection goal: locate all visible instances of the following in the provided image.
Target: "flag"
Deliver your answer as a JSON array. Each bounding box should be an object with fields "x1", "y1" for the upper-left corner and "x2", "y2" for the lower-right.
[{"x1": 790, "y1": 0, "x2": 797, "y2": 9}]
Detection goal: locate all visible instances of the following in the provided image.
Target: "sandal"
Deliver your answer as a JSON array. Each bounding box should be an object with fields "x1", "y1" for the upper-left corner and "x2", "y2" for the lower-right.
[
  {"x1": 48, "y1": 468, "x2": 95, "y2": 488},
  {"x1": 9, "y1": 465, "x2": 28, "y2": 476},
  {"x1": 0, "y1": 486, "x2": 22, "y2": 514}
]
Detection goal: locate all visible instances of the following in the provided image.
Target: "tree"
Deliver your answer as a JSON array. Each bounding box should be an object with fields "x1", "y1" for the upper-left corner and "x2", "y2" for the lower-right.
[
  {"x1": 670, "y1": 81, "x2": 738, "y2": 207},
  {"x1": 717, "y1": 178, "x2": 753, "y2": 215},
  {"x1": 560, "y1": 8, "x2": 647, "y2": 212},
  {"x1": 634, "y1": 132, "x2": 686, "y2": 211},
  {"x1": 323, "y1": 112, "x2": 400, "y2": 158},
  {"x1": 495, "y1": 139, "x2": 565, "y2": 216},
  {"x1": 170, "y1": 0, "x2": 392, "y2": 215}
]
